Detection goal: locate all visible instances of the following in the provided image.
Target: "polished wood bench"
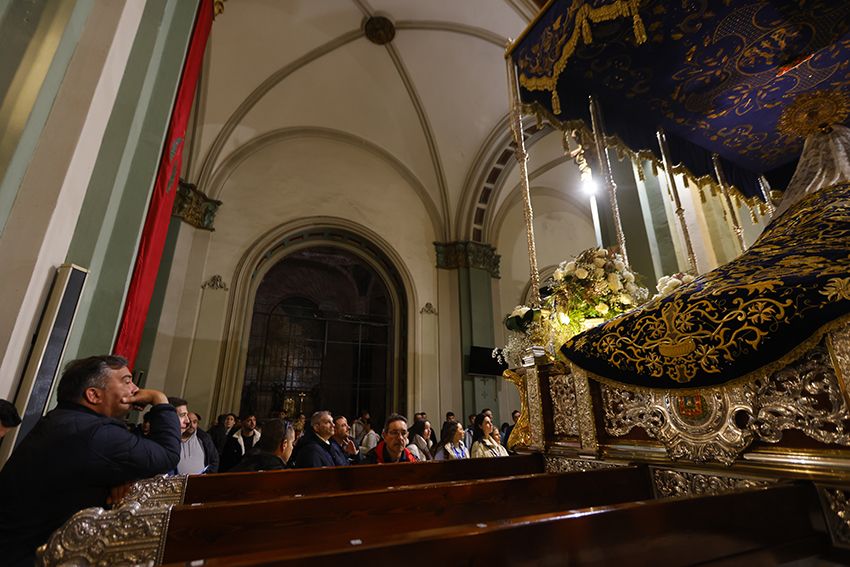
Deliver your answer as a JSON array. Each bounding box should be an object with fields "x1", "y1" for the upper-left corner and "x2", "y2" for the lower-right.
[
  {"x1": 165, "y1": 483, "x2": 826, "y2": 566},
  {"x1": 39, "y1": 462, "x2": 643, "y2": 565},
  {"x1": 121, "y1": 452, "x2": 546, "y2": 508},
  {"x1": 160, "y1": 465, "x2": 653, "y2": 563}
]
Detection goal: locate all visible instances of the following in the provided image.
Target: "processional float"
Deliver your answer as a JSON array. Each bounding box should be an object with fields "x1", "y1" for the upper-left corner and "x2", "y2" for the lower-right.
[
  {"x1": 33, "y1": 1, "x2": 850, "y2": 563},
  {"x1": 502, "y1": 0, "x2": 850, "y2": 547}
]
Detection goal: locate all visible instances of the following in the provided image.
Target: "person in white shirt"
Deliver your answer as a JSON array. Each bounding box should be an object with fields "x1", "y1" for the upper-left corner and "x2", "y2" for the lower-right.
[{"x1": 358, "y1": 416, "x2": 380, "y2": 457}]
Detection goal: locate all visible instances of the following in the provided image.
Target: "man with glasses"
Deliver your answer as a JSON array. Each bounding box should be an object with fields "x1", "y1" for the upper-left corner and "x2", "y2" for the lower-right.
[{"x1": 364, "y1": 414, "x2": 417, "y2": 464}]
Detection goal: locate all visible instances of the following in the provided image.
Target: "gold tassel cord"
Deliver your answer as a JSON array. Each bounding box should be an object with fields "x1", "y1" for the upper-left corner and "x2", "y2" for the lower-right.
[{"x1": 516, "y1": 0, "x2": 648, "y2": 114}]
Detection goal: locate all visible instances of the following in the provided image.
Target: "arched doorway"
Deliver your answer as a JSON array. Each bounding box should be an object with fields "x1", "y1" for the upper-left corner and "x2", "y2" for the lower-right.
[{"x1": 240, "y1": 245, "x2": 406, "y2": 426}]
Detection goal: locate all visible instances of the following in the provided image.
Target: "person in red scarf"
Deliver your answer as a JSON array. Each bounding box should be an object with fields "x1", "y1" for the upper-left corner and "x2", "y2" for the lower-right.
[{"x1": 364, "y1": 414, "x2": 417, "y2": 464}]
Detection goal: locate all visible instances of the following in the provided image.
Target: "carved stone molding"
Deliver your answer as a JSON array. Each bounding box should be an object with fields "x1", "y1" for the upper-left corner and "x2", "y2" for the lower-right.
[
  {"x1": 818, "y1": 486, "x2": 850, "y2": 548},
  {"x1": 419, "y1": 302, "x2": 438, "y2": 315},
  {"x1": 550, "y1": 374, "x2": 579, "y2": 437},
  {"x1": 544, "y1": 455, "x2": 623, "y2": 473},
  {"x1": 652, "y1": 468, "x2": 777, "y2": 499},
  {"x1": 118, "y1": 474, "x2": 188, "y2": 509},
  {"x1": 37, "y1": 502, "x2": 169, "y2": 566},
  {"x1": 213, "y1": 0, "x2": 228, "y2": 19},
  {"x1": 201, "y1": 274, "x2": 229, "y2": 290},
  {"x1": 173, "y1": 180, "x2": 222, "y2": 231},
  {"x1": 434, "y1": 241, "x2": 500, "y2": 278}
]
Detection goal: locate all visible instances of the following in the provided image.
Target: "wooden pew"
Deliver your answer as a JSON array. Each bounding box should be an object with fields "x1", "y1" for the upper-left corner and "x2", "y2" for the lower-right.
[
  {"x1": 124, "y1": 453, "x2": 546, "y2": 508},
  {"x1": 161, "y1": 465, "x2": 652, "y2": 563},
  {"x1": 165, "y1": 483, "x2": 826, "y2": 566}
]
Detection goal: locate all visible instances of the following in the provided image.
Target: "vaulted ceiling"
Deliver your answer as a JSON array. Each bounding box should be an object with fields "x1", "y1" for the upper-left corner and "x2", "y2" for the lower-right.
[{"x1": 188, "y1": 0, "x2": 548, "y2": 243}]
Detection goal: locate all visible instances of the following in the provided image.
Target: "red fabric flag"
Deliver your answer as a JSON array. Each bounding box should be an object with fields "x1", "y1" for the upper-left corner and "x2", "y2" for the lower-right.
[{"x1": 114, "y1": 0, "x2": 213, "y2": 367}]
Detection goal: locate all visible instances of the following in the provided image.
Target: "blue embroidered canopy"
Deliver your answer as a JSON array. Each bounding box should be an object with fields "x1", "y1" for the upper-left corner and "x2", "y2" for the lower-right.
[
  {"x1": 560, "y1": 182, "x2": 850, "y2": 390},
  {"x1": 509, "y1": 0, "x2": 850, "y2": 200}
]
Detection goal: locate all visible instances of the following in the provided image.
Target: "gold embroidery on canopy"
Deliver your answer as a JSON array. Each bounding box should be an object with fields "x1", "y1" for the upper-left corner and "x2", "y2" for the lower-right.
[{"x1": 515, "y1": 0, "x2": 647, "y2": 113}]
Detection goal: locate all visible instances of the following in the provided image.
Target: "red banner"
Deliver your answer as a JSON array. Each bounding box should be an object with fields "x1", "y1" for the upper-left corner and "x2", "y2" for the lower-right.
[{"x1": 114, "y1": 0, "x2": 213, "y2": 367}]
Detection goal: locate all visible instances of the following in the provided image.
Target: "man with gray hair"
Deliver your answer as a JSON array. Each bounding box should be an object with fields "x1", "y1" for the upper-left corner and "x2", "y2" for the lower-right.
[
  {"x1": 0, "y1": 355, "x2": 180, "y2": 566},
  {"x1": 289, "y1": 410, "x2": 336, "y2": 468}
]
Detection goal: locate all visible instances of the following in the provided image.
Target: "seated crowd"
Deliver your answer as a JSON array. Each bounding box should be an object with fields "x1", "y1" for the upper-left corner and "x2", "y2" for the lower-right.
[{"x1": 0, "y1": 354, "x2": 519, "y2": 566}]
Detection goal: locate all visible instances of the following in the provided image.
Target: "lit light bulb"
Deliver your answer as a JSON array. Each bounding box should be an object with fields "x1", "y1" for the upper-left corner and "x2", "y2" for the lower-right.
[
  {"x1": 582, "y1": 177, "x2": 597, "y2": 195},
  {"x1": 556, "y1": 311, "x2": 571, "y2": 326}
]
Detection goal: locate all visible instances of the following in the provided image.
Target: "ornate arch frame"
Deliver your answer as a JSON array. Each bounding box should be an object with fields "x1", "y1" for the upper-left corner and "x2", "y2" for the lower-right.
[{"x1": 211, "y1": 217, "x2": 416, "y2": 419}]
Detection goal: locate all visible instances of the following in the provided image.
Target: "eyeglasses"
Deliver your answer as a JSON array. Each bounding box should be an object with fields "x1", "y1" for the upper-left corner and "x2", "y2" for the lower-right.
[{"x1": 386, "y1": 429, "x2": 408, "y2": 437}]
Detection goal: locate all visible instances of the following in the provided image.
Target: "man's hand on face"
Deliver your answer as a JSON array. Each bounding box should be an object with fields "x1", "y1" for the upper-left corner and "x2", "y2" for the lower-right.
[
  {"x1": 342, "y1": 437, "x2": 357, "y2": 455},
  {"x1": 121, "y1": 389, "x2": 169, "y2": 411}
]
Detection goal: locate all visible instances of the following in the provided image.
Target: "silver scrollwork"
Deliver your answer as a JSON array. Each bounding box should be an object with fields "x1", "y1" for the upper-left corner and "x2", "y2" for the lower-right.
[
  {"x1": 818, "y1": 486, "x2": 850, "y2": 548},
  {"x1": 653, "y1": 468, "x2": 776, "y2": 499},
  {"x1": 545, "y1": 455, "x2": 623, "y2": 473},
  {"x1": 550, "y1": 374, "x2": 579, "y2": 437},
  {"x1": 523, "y1": 351, "x2": 546, "y2": 450},
  {"x1": 600, "y1": 382, "x2": 758, "y2": 466},
  {"x1": 37, "y1": 502, "x2": 170, "y2": 566},
  {"x1": 750, "y1": 341, "x2": 850, "y2": 446},
  {"x1": 118, "y1": 474, "x2": 188, "y2": 509}
]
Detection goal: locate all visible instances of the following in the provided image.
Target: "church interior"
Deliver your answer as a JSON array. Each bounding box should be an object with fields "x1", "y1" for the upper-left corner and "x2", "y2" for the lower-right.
[{"x1": 3, "y1": 0, "x2": 850, "y2": 564}]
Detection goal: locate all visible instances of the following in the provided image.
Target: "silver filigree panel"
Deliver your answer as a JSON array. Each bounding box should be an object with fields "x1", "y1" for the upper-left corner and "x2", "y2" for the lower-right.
[
  {"x1": 119, "y1": 474, "x2": 187, "y2": 509},
  {"x1": 550, "y1": 374, "x2": 579, "y2": 437},
  {"x1": 601, "y1": 382, "x2": 757, "y2": 465},
  {"x1": 818, "y1": 486, "x2": 850, "y2": 548},
  {"x1": 38, "y1": 502, "x2": 170, "y2": 566},
  {"x1": 545, "y1": 455, "x2": 623, "y2": 473},
  {"x1": 751, "y1": 342, "x2": 850, "y2": 446},
  {"x1": 599, "y1": 332, "x2": 850, "y2": 466},
  {"x1": 653, "y1": 468, "x2": 777, "y2": 499}
]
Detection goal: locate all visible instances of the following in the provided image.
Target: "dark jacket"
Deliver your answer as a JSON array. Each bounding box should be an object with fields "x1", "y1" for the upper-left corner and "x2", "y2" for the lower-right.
[
  {"x1": 229, "y1": 448, "x2": 288, "y2": 472},
  {"x1": 0, "y1": 402, "x2": 180, "y2": 566},
  {"x1": 208, "y1": 423, "x2": 228, "y2": 454},
  {"x1": 364, "y1": 440, "x2": 417, "y2": 464},
  {"x1": 329, "y1": 437, "x2": 360, "y2": 466},
  {"x1": 219, "y1": 429, "x2": 260, "y2": 472},
  {"x1": 196, "y1": 428, "x2": 220, "y2": 473},
  {"x1": 289, "y1": 428, "x2": 335, "y2": 468}
]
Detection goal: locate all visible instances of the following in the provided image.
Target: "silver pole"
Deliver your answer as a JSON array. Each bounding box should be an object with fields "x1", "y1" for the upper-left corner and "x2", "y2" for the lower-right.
[
  {"x1": 506, "y1": 55, "x2": 541, "y2": 307},
  {"x1": 711, "y1": 153, "x2": 746, "y2": 253},
  {"x1": 656, "y1": 128, "x2": 698, "y2": 274},
  {"x1": 589, "y1": 96, "x2": 629, "y2": 267}
]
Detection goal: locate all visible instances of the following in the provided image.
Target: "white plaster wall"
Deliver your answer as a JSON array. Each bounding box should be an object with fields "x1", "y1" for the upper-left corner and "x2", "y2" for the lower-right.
[
  {"x1": 0, "y1": 1, "x2": 142, "y2": 401},
  {"x1": 154, "y1": 135, "x2": 444, "y2": 421}
]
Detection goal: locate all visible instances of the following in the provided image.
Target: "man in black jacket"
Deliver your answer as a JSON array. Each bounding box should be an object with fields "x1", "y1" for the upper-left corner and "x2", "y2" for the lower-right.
[
  {"x1": 329, "y1": 415, "x2": 360, "y2": 466},
  {"x1": 231, "y1": 419, "x2": 294, "y2": 472},
  {"x1": 289, "y1": 410, "x2": 336, "y2": 468},
  {"x1": 0, "y1": 355, "x2": 180, "y2": 567}
]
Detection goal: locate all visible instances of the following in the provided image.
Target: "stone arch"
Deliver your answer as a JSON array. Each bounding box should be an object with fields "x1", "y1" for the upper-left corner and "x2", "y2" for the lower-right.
[{"x1": 211, "y1": 217, "x2": 417, "y2": 420}]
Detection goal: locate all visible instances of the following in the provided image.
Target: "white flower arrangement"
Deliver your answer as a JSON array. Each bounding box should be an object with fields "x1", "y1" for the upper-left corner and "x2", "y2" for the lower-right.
[
  {"x1": 496, "y1": 247, "x2": 650, "y2": 366},
  {"x1": 654, "y1": 272, "x2": 696, "y2": 298}
]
